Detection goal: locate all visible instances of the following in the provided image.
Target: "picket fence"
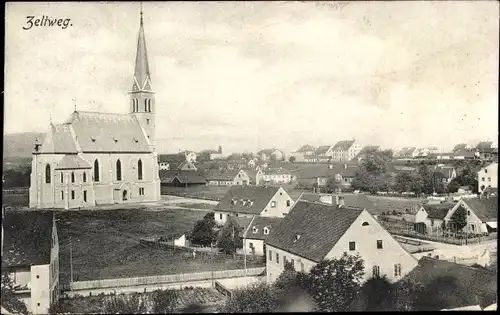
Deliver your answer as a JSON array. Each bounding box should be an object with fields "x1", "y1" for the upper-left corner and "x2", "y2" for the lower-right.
[{"x1": 70, "y1": 267, "x2": 265, "y2": 291}]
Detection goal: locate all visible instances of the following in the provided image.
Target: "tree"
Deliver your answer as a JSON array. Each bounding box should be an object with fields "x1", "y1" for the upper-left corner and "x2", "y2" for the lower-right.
[
  {"x1": 217, "y1": 217, "x2": 242, "y2": 256},
  {"x1": 450, "y1": 206, "x2": 467, "y2": 233},
  {"x1": 300, "y1": 253, "x2": 365, "y2": 312},
  {"x1": 446, "y1": 178, "x2": 461, "y2": 193},
  {"x1": 414, "y1": 275, "x2": 472, "y2": 311},
  {"x1": 352, "y1": 275, "x2": 395, "y2": 311},
  {"x1": 325, "y1": 176, "x2": 343, "y2": 193},
  {"x1": 392, "y1": 278, "x2": 424, "y2": 311},
  {"x1": 289, "y1": 156, "x2": 296, "y2": 163},
  {"x1": 103, "y1": 293, "x2": 147, "y2": 314},
  {"x1": 152, "y1": 289, "x2": 179, "y2": 313},
  {"x1": 190, "y1": 212, "x2": 217, "y2": 246},
  {"x1": 218, "y1": 282, "x2": 277, "y2": 313},
  {"x1": 1, "y1": 272, "x2": 28, "y2": 315}
]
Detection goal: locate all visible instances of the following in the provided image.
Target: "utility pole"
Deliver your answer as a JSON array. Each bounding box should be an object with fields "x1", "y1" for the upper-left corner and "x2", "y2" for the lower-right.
[{"x1": 69, "y1": 236, "x2": 73, "y2": 285}]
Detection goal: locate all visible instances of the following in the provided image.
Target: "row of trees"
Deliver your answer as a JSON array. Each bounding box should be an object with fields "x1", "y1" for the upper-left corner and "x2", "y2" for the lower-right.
[
  {"x1": 344, "y1": 155, "x2": 480, "y2": 195},
  {"x1": 3, "y1": 167, "x2": 31, "y2": 188}
]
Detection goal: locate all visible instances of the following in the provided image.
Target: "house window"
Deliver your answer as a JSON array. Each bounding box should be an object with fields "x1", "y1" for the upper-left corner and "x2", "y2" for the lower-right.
[
  {"x1": 45, "y1": 164, "x2": 51, "y2": 183},
  {"x1": 269, "y1": 250, "x2": 272, "y2": 261},
  {"x1": 394, "y1": 264, "x2": 402, "y2": 277},
  {"x1": 467, "y1": 210, "x2": 470, "y2": 216},
  {"x1": 146, "y1": 119, "x2": 150, "y2": 125},
  {"x1": 138, "y1": 159, "x2": 143, "y2": 180},
  {"x1": 377, "y1": 240, "x2": 383, "y2": 249},
  {"x1": 60, "y1": 172, "x2": 64, "y2": 183},
  {"x1": 263, "y1": 227, "x2": 269, "y2": 235},
  {"x1": 83, "y1": 172, "x2": 87, "y2": 183},
  {"x1": 471, "y1": 224, "x2": 475, "y2": 231},
  {"x1": 290, "y1": 259, "x2": 295, "y2": 269},
  {"x1": 373, "y1": 265, "x2": 380, "y2": 278},
  {"x1": 219, "y1": 213, "x2": 223, "y2": 220},
  {"x1": 362, "y1": 222, "x2": 369, "y2": 226},
  {"x1": 71, "y1": 190, "x2": 75, "y2": 200},
  {"x1": 37, "y1": 303, "x2": 40, "y2": 307},
  {"x1": 349, "y1": 241, "x2": 356, "y2": 251},
  {"x1": 139, "y1": 187, "x2": 145, "y2": 196},
  {"x1": 482, "y1": 177, "x2": 485, "y2": 182},
  {"x1": 488, "y1": 177, "x2": 491, "y2": 182},
  {"x1": 36, "y1": 275, "x2": 39, "y2": 279},
  {"x1": 83, "y1": 190, "x2": 87, "y2": 202},
  {"x1": 286, "y1": 200, "x2": 291, "y2": 207},
  {"x1": 61, "y1": 191, "x2": 64, "y2": 200},
  {"x1": 94, "y1": 159, "x2": 100, "y2": 182},
  {"x1": 144, "y1": 99, "x2": 148, "y2": 111},
  {"x1": 71, "y1": 172, "x2": 75, "y2": 183},
  {"x1": 485, "y1": 169, "x2": 488, "y2": 173},
  {"x1": 253, "y1": 227, "x2": 258, "y2": 233},
  {"x1": 276, "y1": 253, "x2": 280, "y2": 264},
  {"x1": 116, "y1": 159, "x2": 122, "y2": 181},
  {"x1": 271, "y1": 201, "x2": 276, "y2": 208}
]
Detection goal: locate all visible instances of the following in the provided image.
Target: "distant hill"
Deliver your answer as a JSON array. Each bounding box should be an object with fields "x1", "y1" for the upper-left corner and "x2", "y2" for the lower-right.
[{"x1": 3, "y1": 132, "x2": 44, "y2": 158}]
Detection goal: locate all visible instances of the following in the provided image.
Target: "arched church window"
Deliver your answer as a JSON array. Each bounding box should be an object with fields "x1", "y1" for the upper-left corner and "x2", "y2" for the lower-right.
[
  {"x1": 94, "y1": 159, "x2": 100, "y2": 182},
  {"x1": 71, "y1": 172, "x2": 75, "y2": 183},
  {"x1": 45, "y1": 164, "x2": 51, "y2": 183},
  {"x1": 144, "y1": 99, "x2": 148, "y2": 111},
  {"x1": 83, "y1": 172, "x2": 87, "y2": 183},
  {"x1": 116, "y1": 159, "x2": 122, "y2": 181},
  {"x1": 60, "y1": 172, "x2": 64, "y2": 183},
  {"x1": 138, "y1": 159, "x2": 143, "y2": 180},
  {"x1": 147, "y1": 99, "x2": 151, "y2": 112}
]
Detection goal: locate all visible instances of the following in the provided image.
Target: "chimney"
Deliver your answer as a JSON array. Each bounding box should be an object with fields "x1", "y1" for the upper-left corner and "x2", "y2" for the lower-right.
[
  {"x1": 319, "y1": 195, "x2": 333, "y2": 205},
  {"x1": 344, "y1": 164, "x2": 347, "y2": 170},
  {"x1": 336, "y1": 195, "x2": 345, "y2": 207}
]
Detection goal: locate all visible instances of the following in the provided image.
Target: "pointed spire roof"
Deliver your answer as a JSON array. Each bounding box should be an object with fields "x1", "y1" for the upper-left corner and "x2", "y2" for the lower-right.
[{"x1": 132, "y1": 6, "x2": 152, "y2": 92}]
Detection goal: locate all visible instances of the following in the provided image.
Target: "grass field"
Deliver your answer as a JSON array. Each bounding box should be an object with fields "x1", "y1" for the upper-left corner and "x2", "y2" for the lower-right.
[
  {"x1": 2, "y1": 192, "x2": 29, "y2": 208},
  {"x1": 57, "y1": 207, "x2": 264, "y2": 286}
]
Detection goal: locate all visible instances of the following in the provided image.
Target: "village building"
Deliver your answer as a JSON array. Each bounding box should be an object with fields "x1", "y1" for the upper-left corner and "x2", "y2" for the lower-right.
[
  {"x1": 197, "y1": 146, "x2": 224, "y2": 161},
  {"x1": 396, "y1": 147, "x2": 419, "y2": 159},
  {"x1": 28, "y1": 11, "x2": 161, "y2": 209},
  {"x1": 414, "y1": 203, "x2": 455, "y2": 235},
  {"x1": 478, "y1": 162, "x2": 497, "y2": 194},
  {"x1": 159, "y1": 170, "x2": 205, "y2": 187},
  {"x1": 257, "y1": 149, "x2": 285, "y2": 162},
  {"x1": 2, "y1": 211, "x2": 59, "y2": 315},
  {"x1": 245, "y1": 169, "x2": 264, "y2": 186},
  {"x1": 445, "y1": 196, "x2": 497, "y2": 235},
  {"x1": 434, "y1": 165, "x2": 457, "y2": 185},
  {"x1": 205, "y1": 169, "x2": 251, "y2": 186},
  {"x1": 330, "y1": 140, "x2": 361, "y2": 162},
  {"x1": 262, "y1": 168, "x2": 293, "y2": 184},
  {"x1": 265, "y1": 197, "x2": 418, "y2": 283},
  {"x1": 158, "y1": 152, "x2": 197, "y2": 170},
  {"x1": 242, "y1": 216, "x2": 282, "y2": 256},
  {"x1": 213, "y1": 186, "x2": 294, "y2": 226}
]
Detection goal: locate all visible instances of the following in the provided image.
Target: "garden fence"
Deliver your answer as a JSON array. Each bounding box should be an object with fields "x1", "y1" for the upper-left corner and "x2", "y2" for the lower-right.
[{"x1": 70, "y1": 267, "x2": 265, "y2": 291}]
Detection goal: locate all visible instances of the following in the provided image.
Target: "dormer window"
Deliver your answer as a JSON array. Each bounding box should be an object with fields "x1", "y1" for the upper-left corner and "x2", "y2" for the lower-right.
[
  {"x1": 294, "y1": 234, "x2": 301, "y2": 242},
  {"x1": 133, "y1": 138, "x2": 139, "y2": 143},
  {"x1": 252, "y1": 227, "x2": 258, "y2": 234},
  {"x1": 91, "y1": 137, "x2": 96, "y2": 142},
  {"x1": 362, "y1": 222, "x2": 370, "y2": 226},
  {"x1": 113, "y1": 137, "x2": 118, "y2": 143},
  {"x1": 263, "y1": 227, "x2": 269, "y2": 235},
  {"x1": 230, "y1": 199, "x2": 236, "y2": 206},
  {"x1": 248, "y1": 200, "x2": 254, "y2": 207},
  {"x1": 242, "y1": 200, "x2": 247, "y2": 206}
]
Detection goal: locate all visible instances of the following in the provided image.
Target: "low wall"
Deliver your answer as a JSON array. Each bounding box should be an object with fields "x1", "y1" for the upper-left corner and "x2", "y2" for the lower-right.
[{"x1": 70, "y1": 267, "x2": 266, "y2": 291}]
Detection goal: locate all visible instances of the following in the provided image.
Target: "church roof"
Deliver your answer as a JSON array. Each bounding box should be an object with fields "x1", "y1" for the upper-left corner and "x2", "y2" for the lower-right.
[
  {"x1": 55, "y1": 155, "x2": 92, "y2": 170},
  {"x1": 66, "y1": 111, "x2": 151, "y2": 153},
  {"x1": 39, "y1": 124, "x2": 78, "y2": 153}
]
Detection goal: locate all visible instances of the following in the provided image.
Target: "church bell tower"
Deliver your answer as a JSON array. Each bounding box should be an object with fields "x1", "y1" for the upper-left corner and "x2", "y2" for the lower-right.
[{"x1": 129, "y1": 7, "x2": 155, "y2": 149}]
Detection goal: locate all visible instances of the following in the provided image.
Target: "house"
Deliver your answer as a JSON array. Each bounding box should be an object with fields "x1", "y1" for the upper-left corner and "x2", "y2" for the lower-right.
[
  {"x1": 213, "y1": 186, "x2": 294, "y2": 226},
  {"x1": 396, "y1": 147, "x2": 418, "y2": 158},
  {"x1": 296, "y1": 145, "x2": 316, "y2": 156},
  {"x1": 434, "y1": 165, "x2": 457, "y2": 184},
  {"x1": 452, "y1": 149, "x2": 477, "y2": 160},
  {"x1": 255, "y1": 161, "x2": 269, "y2": 171},
  {"x1": 353, "y1": 146, "x2": 380, "y2": 162},
  {"x1": 402, "y1": 256, "x2": 497, "y2": 310},
  {"x1": 2, "y1": 211, "x2": 59, "y2": 314},
  {"x1": 258, "y1": 149, "x2": 285, "y2": 162},
  {"x1": 205, "y1": 169, "x2": 251, "y2": 186},
  {"x1": 198, "y1": 146, "x2": 224, "y2": 161},
  {"x1": 435, "y1": 152, "x2": 454, "y2": 160},
  {"x1": 170, "y1": 171, "x2": 206, "y2": 187},
  {"x1": 476, "y1": 141, "x2": 495, "y2": 160},
  {"x1": 414, "y1": 203, "x2": 455, "y2": 235},
  {"x1": 245, "y1": 169, "x2": 264, "y2": 186},
  {"x1": 173, "y1": 234, "x2": 186, "y2": 247},
  {"x1": 265, "y1": 198, "x2": 418, "y2": 283},
  {"x1": 263, "y1": 168, "x2": 293, "y2": 184},
  {"x1": 29, "y1": 10, "x2": 161, "y2": 209},
  {"x1": 330, "y1": 140, "x2": 362, "y2": 162},
  {"x1": 445, "y1": 196, "x2": 497, "y2": 235},
  {"x1": 158, "y1": 153, "x2": 197, "y2": 171},
  {"x1": 453, "y1": 143, "x2": 472, "y2": 152},
  {"x1": 289, "y1": 163, "x2": 357, "y2": 190},
  {"x1": 478, "y1": 162, "x2": 497, "y2": 194},
  {"x1": 247, "y1": 158, "x2": 258, "y2": 169},
  {"x1": 480, "y1": 187, "x2": 497, "y2": 198},
  {"x1": 243, "y1": 216, "x2": 283, "y2": 256}
]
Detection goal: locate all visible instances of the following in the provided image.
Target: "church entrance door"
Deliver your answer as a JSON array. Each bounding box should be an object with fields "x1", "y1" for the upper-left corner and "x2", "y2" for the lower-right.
[{"x1": 122, "y1": 190, "x2": 128, "y2": 201}]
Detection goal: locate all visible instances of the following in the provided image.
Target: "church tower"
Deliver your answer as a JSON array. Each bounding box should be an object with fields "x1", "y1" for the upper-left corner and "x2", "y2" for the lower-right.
[{"x1": 129, "y1": 7, "x2": 155, "y2": 149}]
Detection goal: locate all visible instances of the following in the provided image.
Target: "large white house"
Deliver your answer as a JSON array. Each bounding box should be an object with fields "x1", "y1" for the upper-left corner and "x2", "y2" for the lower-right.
[
  {"x1": 213, "y1": 186, "x2": 294, "y2": 226},
  {"x1": 478, "y1": 162, "x2": 498, "y2": 194},
  {"x1": 265, "y1": 196, "x2": 418, "y2": 284},
  {"x1": 445, "y1": 196, "x2": 497, "y2": 235},
  {"x1": 29, "y1": 10, "x2": 161, "y2": 209},
  {"x1": 2, "y1": 211, "x2": 59, "y2": 315}
]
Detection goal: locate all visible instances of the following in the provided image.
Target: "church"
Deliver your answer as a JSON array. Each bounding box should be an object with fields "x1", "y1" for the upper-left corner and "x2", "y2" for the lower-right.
[{"x1": 29, "y1": 10, "x2": 161, "y2": 209}]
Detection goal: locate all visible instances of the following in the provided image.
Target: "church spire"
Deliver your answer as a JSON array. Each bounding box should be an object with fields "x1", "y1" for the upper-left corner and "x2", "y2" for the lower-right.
[{"x1": 132, "y1": 3, "x2": 152, "y2": 92}]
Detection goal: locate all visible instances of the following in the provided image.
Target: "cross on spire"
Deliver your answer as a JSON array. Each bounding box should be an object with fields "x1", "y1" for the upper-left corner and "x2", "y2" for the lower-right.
[
  {"x1": 73, "y1": 97, "x2": 77, "y2": 112},
  {"x1": 140, "y1": 2, "x2": 143, "y2": 26}
]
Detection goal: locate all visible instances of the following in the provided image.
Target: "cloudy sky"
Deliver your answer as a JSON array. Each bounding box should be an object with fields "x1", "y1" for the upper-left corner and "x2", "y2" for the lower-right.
[{"x1": 4, "y1": 1, "x2": 499, "y2": 154}]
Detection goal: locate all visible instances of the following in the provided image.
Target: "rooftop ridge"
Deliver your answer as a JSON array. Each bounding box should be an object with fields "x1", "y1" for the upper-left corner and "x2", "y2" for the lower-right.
[{"x1": 420, "y1": 256, "x2": 496, "y2": 274}]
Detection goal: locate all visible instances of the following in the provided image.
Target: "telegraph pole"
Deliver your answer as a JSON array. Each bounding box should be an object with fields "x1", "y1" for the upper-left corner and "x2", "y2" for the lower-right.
[{"x1": 69, "y1": 236, "x2": 73, "y2": 285}]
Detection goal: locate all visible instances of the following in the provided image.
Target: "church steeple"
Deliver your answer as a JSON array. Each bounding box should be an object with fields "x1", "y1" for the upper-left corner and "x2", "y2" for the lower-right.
[
  {"x1": 132, "y1": 4, "x2": 152, "y2": 92},
  {"x1": 129, "y1": 4, "x2": 156, "y2": 150}
]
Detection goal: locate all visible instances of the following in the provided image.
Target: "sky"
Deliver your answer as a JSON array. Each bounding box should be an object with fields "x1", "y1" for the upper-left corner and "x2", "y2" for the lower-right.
[{"x1": 4, "y1": 1, "x2": 499, "y2": 154}]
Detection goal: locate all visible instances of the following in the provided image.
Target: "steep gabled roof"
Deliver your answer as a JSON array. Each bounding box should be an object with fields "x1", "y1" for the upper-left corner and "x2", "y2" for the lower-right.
[
  {"x1": 402, "y1": 257, "x2": 497, "y2": 309},
  {"x1": 214, "y1": 186, "x2": 281, "y2": 215},
  {"x1": 462, "y1": 197, "x2": 498, "y2": 222},
  {"x1": 296, "y1": 144, "x2": 316, "y2": 153},
  {"x1": 266, "y1": 200, "x2": 363, "y2": 262},
  {"x1": 332, "y1": 140, "x2": 356, "y2": 151},
  {"x1": 55, "y1": 154, "x2": 92, "y2": 170},
  {"x1": 2, "y1": 211, "x2": 55, "y2": 267},
  {"x1": 300, "y1": 193, "x2": 375, "y2": 213},
  {"x1": 158, "y1": 153, "x2": 187, "y2": 163},
  {"x1": 476, "y1": 141, "x2": 493, "y2": 150},
  {"x1": 173, "y1": 172, "x2": 206, "y2": 184},
  {"x1": 453, "y1": 149, "x2": 476, "y2": 158},
  {"x1": 422, "y1": 203, "x2": 454, "y2": 220},
  {"x1": 453, "y1": 143, "x2": 468, "y2": 152},
  {"x1": 315, "y1": 145, "x2": 332, "y2": 155},
  {"x1": 245, "y1": 217, "x2": 283, "y2": 241},
  {"x1": 39, "y1": 124, "x2": 78, "y2": 153},
  {"x1": 131, "y1": 10, "x2": 152, "y2": 92},
  {"x1": 205, "y1": 170, "x2": 239, "y2": 181}
]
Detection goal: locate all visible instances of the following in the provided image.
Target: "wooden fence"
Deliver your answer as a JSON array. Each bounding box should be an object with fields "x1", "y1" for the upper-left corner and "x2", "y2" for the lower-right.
[
  {"x1": 70, "y1": 267, "x2": 266, "y2": 291},
  {"x1": 386, "y1": 228, "x2": 497, "y2": 246}
]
